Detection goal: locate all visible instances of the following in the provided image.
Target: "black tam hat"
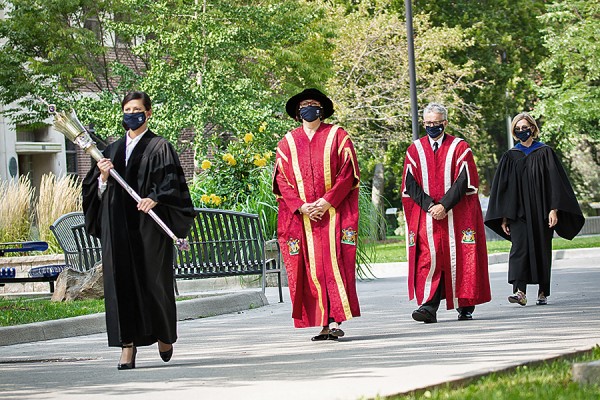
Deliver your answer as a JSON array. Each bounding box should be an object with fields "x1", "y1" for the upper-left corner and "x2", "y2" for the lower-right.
[{"x1": 285, "y1": 88, "x2": 334, "y2": 121}]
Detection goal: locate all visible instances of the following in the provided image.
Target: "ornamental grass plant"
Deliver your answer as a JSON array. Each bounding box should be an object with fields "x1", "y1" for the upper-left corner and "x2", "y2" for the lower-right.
[
  {"x1": 0, "y1": 176, "x2": 34, "y2": 243},
  {"x1": 35, "y1": 173, "x2": 82, "y2": 253}
]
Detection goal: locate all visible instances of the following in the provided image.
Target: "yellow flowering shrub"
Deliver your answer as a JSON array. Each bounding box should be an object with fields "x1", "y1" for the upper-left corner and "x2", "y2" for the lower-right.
[
  {"x1": 243, "y1": 133, "x2": 254, "y2": 143},
  {"x1": 200, "y1": 160, "x2": 212, "y2": 170},
  {"x1": 253, "y1": 156, "x2": 267, "y2": 167},
  {"x1": 222, "y1": 153, "x2": 237, "y2": 166},
  {"x1": 200, "y1": 193, "x2": 222, "y2": 207},
  {"x1": 191, "y1": 122, "x2": 276, "y2": 210}
]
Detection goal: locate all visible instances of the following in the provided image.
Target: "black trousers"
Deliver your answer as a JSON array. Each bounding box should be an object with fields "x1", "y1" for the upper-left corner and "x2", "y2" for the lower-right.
[{"x1": 419, "y1": 273, "x2": 475, "y2": 314}]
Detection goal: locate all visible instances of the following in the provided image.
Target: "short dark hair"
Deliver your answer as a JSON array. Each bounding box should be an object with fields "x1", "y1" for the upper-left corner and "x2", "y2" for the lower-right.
[{"x1": 121, "y1": 91, "x2": 152, "y2": 111}]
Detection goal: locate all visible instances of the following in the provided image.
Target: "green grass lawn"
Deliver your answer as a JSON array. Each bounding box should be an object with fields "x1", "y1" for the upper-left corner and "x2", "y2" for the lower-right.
[
  {"x1": 0, "y1": 296, "x2": 200, "y2": 327},
  {"x1": 0, "y1": 298, "x2": 105, "y2": 326},
  {"x1": 387, "y1": 346, "x2": 600, "y2": 400},
  {"x1": 371, "y1": 235, "x2": 600, "y2": 263}
]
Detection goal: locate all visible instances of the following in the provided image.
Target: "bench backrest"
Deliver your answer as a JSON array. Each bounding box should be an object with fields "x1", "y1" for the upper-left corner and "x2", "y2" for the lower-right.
[
  {"x1": 49, "y1": 211, "x2": 85, "y2": 270},
  {"x1": 71, "y1": 223, "x2": 102, "y2": 272},
  {"x1": 174, "y1": 208, "x2": 268, "y2": 278}
]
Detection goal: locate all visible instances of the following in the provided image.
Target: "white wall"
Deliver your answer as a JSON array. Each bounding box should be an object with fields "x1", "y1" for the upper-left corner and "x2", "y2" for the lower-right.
[{"x1": 0, "y1": 104, "x2": 19, "y2": 182}]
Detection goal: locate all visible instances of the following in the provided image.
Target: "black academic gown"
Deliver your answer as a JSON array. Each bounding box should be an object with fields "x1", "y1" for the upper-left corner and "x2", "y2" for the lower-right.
[
  {"x1": 484, "y1": 142, "x2": 584, "y2": 294},
  {"x1": 82, "y1": 130, "x2": 195, "y2": 347}
]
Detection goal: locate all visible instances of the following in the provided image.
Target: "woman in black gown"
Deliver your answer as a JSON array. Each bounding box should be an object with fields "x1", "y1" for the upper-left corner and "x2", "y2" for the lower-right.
[
  {"x1": 485, "y1": 112, "x2": 584, "y2": 306},
  {"x1": 83, "y1": 92, "x2": 195, "y2": 369}
]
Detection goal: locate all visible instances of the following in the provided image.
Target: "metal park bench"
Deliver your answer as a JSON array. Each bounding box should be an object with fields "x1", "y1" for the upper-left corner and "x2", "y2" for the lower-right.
[
  {"x1": 71, "y1": 223, "x2": 102, "y2": 271},
  {"x1": 50, "y1": 211, "x2": 88, "y2": 272},
  {"x1": 0, "y1": 241, "x2": 65, "y2": 293},
  {"x1": 173, "y1": 208, "x2": 283, "y2": 302}
]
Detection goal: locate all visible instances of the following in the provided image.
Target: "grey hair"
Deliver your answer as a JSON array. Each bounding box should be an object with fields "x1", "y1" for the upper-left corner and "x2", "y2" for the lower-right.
[{"x1": 423, "y1": 103, "x2": 448, "y2": 120}]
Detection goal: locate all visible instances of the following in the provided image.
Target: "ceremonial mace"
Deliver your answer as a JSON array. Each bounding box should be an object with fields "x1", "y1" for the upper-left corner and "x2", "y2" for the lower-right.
[{"x1": 49, "y1": 105, "x2": 190, "y2": 251}]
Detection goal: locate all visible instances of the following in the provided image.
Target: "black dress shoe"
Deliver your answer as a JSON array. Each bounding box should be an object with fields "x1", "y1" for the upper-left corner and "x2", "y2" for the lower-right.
[
  {"x1": 329, "y1": 328, "x2": 345, "y2": 337},
  {"x1": 311, "y1": 334, "x2": 338, "y2": 341},
  {"x1": 117, "y1": 345, "x2": 137, "y2": 370},
  {"x1": 411, "y1": 308, "x2": 437, "y2": 323},
  {"x1": 458, "y1": 311, "x2": 473, "y2": 321},
  {"x1": 159, "y1": 345, "x2": 173, "y2": 362}
]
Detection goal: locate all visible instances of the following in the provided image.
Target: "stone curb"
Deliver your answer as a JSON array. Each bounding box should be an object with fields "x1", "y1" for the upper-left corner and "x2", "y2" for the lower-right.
[
  {"x1": 488, "y1": 247, "x2": 599, "y2": 265},
  {"x1": 402, "y1": 347, "x2": 597, "y2": 397},
  {"x1": 0, "y1": 290, "x2": 268, "y2": 347}
]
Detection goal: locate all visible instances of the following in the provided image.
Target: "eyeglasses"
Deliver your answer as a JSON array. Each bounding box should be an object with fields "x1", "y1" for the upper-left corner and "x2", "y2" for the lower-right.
[
  {"x1": 514, "y1": 125, "x2": 532, "y2": 132},
  {"x1": 299, "y1": 100, "x2": 321, "y2": 108},
  {"x1": 423, "y1": 120, "x2": 446, "y2": 127}
]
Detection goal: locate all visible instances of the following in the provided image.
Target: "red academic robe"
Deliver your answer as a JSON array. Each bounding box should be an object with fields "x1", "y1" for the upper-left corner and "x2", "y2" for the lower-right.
[
  {"x1": 273, "y1": 123, "x2": 361, "y2": 328},
  {"x1": 401, "y1": 135, "x2": 491, "y2": 309}
]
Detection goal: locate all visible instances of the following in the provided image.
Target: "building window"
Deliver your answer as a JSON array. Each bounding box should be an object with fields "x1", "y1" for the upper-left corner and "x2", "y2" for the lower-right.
[
  {"x1": 84, "y1": 16, "x2": 102, "y2": 41},
  {"x1": 65, "y1": 138, "x2": 78, "y2": 176}
]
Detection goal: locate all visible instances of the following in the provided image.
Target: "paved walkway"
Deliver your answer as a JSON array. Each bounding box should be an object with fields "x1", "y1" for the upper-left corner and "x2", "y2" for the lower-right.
[{"x1": 0, "y1": 248, "x2": 599, "y2": 399}]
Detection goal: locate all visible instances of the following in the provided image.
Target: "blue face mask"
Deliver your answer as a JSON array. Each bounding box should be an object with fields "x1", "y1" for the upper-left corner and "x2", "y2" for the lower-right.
[
  {"x1": 299, "y1": 106, "x2": 322, "y2": 122},
  {"x1": 425, "y1": 124, "x2": 444, "y2": 138},
  {"x1": 123, "y1": 112, "x2": 147, "y2": 131},
  {"x1": 515, "y1": 128, "x2": 532, "y2": 142}
]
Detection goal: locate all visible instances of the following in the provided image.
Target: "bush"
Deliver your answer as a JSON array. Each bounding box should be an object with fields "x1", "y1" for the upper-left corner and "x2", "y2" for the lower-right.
[{"x1": 190, "y1": 122, "x2": 277, "y2": 236}]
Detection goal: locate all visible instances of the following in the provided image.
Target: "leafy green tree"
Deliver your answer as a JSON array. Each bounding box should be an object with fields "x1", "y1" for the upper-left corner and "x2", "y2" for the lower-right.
[
  {"x1": 0, "y1": 0, "x2": 334, "y2": 144},
  {"x1": 0, "y1": 0, "x2": 116, "y2": 123},
  {"x1": 535, "y1": 0, "x2": 600, "y2": 143},
  {"x1": 534, "y1": 0, "x2": 600, "y2": 201},
  {"x1": 411, "y1": 0, "x2": 548, "y2": 185},
  {"x1": 327, "y1": 7, "x2": 491, "y2": 207}
]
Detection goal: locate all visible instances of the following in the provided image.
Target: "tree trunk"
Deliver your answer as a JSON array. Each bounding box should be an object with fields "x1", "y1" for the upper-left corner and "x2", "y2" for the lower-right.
[{"x1": 371, "y1": 163, "x2": 386, "y2": 240}]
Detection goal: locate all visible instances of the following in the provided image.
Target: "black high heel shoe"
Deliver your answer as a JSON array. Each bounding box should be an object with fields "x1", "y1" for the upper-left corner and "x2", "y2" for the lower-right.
[
  {"x1": 159, "y1": 344, "x2": 173, "y2": 363},
  {"x1": 117, "y1": 344, "x2": 137, "y2": 370}
]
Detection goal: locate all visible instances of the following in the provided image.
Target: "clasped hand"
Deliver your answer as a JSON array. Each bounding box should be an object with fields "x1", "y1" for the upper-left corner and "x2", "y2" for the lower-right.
[
  {"x1": 300, "y1": 198, "x2": 332, "y2": 221},
  {"x1": 428, "y1": 204, "x2": 447, "y2": 220}
]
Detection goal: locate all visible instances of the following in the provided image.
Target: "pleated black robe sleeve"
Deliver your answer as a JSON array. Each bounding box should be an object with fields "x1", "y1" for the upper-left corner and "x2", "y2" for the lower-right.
[{"x1": 141, "y1": 137, "x2": 196, "y2": 238}]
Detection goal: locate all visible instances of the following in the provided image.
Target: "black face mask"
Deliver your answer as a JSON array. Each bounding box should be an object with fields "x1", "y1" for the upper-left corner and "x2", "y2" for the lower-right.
[
  {"x1": 123, "y1": 112, "x2": 147, "y2": 131},
  {"x1": 425, "y1": 124, "x2": 444, "y2": 138},
  {"x1": 515, "y1": 128, "x2": 532, "y2": 142},
  {"x1": 299, "y1": 106, "x2": 322, "y2": 122}
]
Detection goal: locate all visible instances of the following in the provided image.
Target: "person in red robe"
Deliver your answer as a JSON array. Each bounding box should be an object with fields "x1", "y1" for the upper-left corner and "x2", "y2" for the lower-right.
[
  {"x1": 273, "y1": 88, "x2": 361, "y2": 341},
  {"x1": 401, "y1": 102, "x2": 491, "y2": 323}
]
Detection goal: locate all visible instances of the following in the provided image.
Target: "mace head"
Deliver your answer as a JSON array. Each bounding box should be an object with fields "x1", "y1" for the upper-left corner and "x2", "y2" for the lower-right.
[
  {"x1": 49, "y1": 106, "x2": 103, "y2": 161},
  {"x1": 52, "y1": 109, "x2": 88, "y2": 142}
]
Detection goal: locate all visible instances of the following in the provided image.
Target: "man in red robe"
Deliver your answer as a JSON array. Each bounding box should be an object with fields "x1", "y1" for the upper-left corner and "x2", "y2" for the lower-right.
[
  {"x1": 401, "y1": 103, "x2": 491, "y2": 323},
  {"x1": 273, "y1": 88, "x2": 361, "y2": 341}
]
